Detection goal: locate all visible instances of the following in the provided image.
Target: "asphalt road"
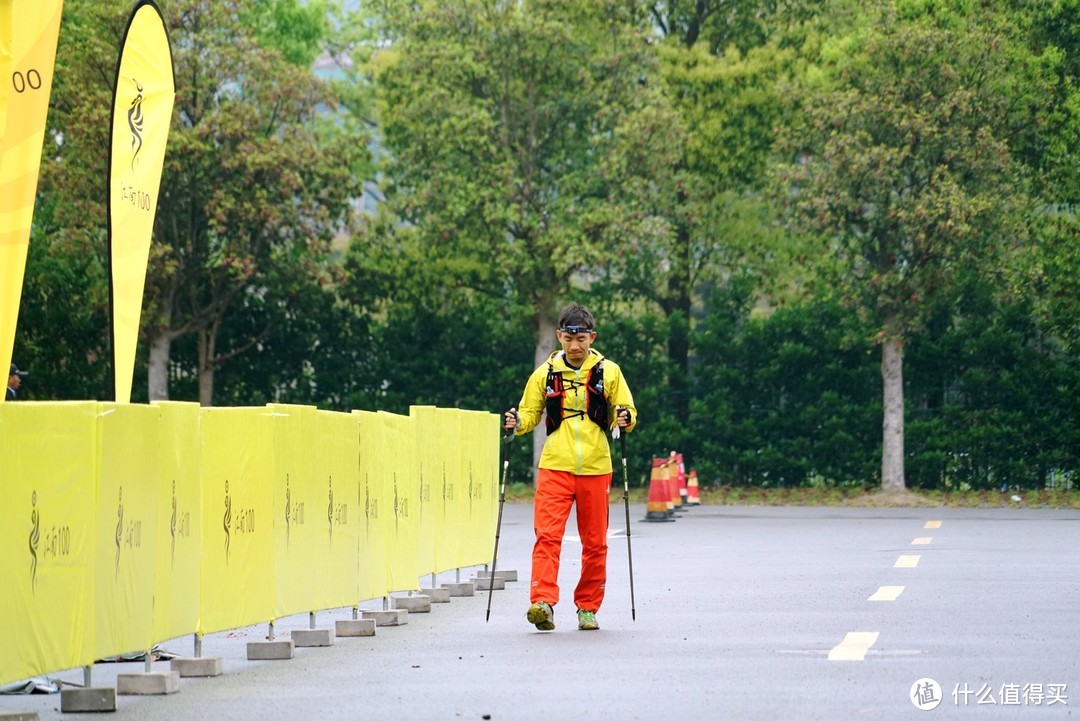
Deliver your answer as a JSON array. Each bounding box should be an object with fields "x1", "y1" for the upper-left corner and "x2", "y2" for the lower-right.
[{"x1": 3, "y1": 503, "x2": 1079, "y2": 720}]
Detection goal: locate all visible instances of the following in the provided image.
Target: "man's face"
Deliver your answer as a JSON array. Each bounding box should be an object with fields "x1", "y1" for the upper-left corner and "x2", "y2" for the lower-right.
[
  {"x1": 8, "y1": 373, "x2": 20, "y2": 391},
  {"x1": 556, "y1": 329, "x2": 596, "y2": 366}
]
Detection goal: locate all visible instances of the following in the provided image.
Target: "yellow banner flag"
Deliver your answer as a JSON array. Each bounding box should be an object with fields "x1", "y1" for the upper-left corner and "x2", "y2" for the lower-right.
[
  {"x1": 0, "y1": 402, "x2": 97, "y2": 685},
  {"x1": 354, "y1": 410, "x2": 389, "y2": 602},
  {"x1": 93, "y1": 403, "x2": 161, "y2": 660},
  {"x1": 458, "y1": 410, "x2": 500, "y2": 568},
  {"x1": 152, "y1": 401, "x2": 202, "y2": 644},
  {"x1": 199, "y1": 407, "x2": 275, "y2": 635},
  {"x1": 0, "y1": 0, "x2": 62, "y2": 400},
  {"x1": 0, "y1": 1, "x2": 12, "y2": 144},
  {"x1": 380, "y1": 411, "x2": 420, "y2": 593},
  {"x1": 109, "y1": 0, "x2": 174, "y2": 403}
]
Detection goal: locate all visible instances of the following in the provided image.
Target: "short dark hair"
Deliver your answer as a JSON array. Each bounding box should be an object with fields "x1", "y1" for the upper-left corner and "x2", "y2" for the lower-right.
[{"x1": 558, "y1": 303, "x2": 595, "y2": 331}]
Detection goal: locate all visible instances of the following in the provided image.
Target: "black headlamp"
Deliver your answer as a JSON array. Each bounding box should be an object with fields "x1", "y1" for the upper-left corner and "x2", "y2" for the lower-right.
[{"x1": 558, "y1": 325, "x2": 594, "y2": 335}]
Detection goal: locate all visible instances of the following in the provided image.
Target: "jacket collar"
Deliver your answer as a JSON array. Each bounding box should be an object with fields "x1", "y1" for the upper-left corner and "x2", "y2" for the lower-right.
[{"x1": 549, "y1": 348, "x2": 603, "y2": 372}]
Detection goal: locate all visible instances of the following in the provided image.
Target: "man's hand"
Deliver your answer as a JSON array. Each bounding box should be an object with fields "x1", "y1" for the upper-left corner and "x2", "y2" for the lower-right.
[
  {"x1": 616, "y1": 406, "x2": 632, "y2": 428},
  {"x1": 503, "y1": 407, "x2": 519, "y2": 434}
]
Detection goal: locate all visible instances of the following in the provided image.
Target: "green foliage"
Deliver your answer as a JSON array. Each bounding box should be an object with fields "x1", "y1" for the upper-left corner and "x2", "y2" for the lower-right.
[
  {"x1": 40, "y1": 0, "x2": 372, "y2": 404},
  {"x1": 242, "y1": 0, "x2": 330, "y2": 67},
  {"x1": 364, "y1": 0, "x2": 678, "y2": 333},
  {"x1": 14, "y1": 0, "x2": 1080, "y2": 497}
]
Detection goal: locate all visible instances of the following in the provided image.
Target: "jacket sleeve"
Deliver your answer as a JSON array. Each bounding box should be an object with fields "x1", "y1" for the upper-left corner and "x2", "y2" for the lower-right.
[
  {"x1": 515, "y1": 364, "x2": 547, "y2": 435},
  {"x1": 606, "y1": 361, "x2": 638, "y2": 432}
]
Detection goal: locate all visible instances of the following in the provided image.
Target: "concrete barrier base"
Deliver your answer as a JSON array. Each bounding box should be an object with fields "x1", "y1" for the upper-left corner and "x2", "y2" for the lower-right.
[
  {"x1": 171, "y1": 656, "x2": 224, "y2": 677},
  {"x1": 417, "y1": 587, "x2": 452, "y2": 603},
  {"x1": 475, "y1": 569, "x2": 519, "y2": 582},
  {"x1": 117, "y1": 670, "x2": 180, "y2": 695},
  {"x1": 441, "y1": 582, "x2": 475, "y2": 597},
  {"x1": 362, "y1": 609, "x2": 408, "y2": 626},
  {"x1": 0, "y1": 711, "x2": 41, "y2": 720},
  {"x1": 335, "y1": 619, "x2": 377, "y2": 637},
  {"x1": 291, "y1": 628, "x2": 334, "y2": 647},
  {"x1": 392, "y1": 595, "x2": 432, "y2": 613},
  {"x1": 246, "y1": 640, "x2": 294, "y2": 660},
  {"x1": 60, "y1": 687, "x2": 117, "y2": 713},
  {"x1": 472, "y1": 576, "x2": 506, "y2": 591}
]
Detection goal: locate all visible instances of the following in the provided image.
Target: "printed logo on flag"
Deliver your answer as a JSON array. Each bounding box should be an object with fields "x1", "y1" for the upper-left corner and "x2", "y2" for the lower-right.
[
  {"x1": 327, "y1": 477, "x2": 334, "y2": 547},
  {"x1": 170, "y1": 479, "x2": 177, "y2": 564},
  {"x1": 29, "y1": 491, "x2": 40, "y2": 591},
  {"x1": 285, "y1": 475, "x2": 292, "y2": 549},
  {"x1": 127, "y1": 78, "x2": 144, "y2": 170},
  {"x1": 223, "y1": 480, "x2": 232, "y2": 563},
  {"x1": 115, "y1": 487, "x2": 124, "y2": 576}
]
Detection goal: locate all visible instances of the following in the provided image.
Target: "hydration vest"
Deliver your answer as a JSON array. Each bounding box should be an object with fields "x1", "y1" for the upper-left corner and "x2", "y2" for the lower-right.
[{"x1": 544, "y1": 354, "x2": 608, "y2": 435}]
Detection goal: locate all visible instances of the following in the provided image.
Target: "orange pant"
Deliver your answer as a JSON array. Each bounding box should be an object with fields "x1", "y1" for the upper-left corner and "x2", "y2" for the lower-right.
[{"x1": 530, "y1": 468, "x2": 612, "y2": 612}]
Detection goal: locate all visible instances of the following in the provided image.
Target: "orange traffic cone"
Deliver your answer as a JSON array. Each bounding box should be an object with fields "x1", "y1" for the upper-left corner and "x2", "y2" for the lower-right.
[
  {"x1": 666, "y1": 453, "x2": 684, "y2": 513},
  {"x1": 643, "y1": 458, "x2": 675, "y2": 522},
  {"x1": 686, "y1": 470, "x2": 701, "y2": 506},
  {"x1": 673, "y1": 451, "x2": 689, "y2": 509}
]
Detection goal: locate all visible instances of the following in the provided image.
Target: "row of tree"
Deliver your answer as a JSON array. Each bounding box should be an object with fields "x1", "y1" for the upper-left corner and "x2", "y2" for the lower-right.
[{"x1": 13, "y1": 0, "x2": 1080, "y2": 491}]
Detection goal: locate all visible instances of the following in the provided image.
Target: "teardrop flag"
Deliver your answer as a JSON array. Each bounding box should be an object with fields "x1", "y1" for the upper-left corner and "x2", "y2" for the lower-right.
[
  {"x1": 0, "y1": 0, "x2": 63, "y2": 401},
  {"x1": 108, "y1": 0, "x2": 175, "y2": 403}
]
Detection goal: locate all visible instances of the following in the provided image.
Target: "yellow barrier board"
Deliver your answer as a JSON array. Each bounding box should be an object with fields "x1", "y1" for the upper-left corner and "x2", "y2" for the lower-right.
[
  {"x1": 354, "y1": 410, "x2": 388, "y2": 601},
  {"x1": 152, "y1": 401, "x2": 202, "y2": 643},
  {"x1": 0, "y1": 402, "x2": 97, "y2": 684},
  {"x1": 458, "y1": 410, "x2": 500, "y2": 569},
  {"x1": 432, "y1": 408, "x2": 462, "y2": 573},
  {"x1": 311, "y1": 409, "x2": 361, "y2": 609},
  {"x1": 93, "y1": 403, "x2": 160, "y2": 660},
  {"x1": 409, "y1": 406, "x2": 437, "y2": 578},
  {"x1": 199, "y1": 407, "x2": 274, "y2": 634},
  {"x1": 378, "y1": 411, "x2": 421, "y2": 593},
  {"x1": 269, "y1": 404, "x2": 316, "y2": 619}
]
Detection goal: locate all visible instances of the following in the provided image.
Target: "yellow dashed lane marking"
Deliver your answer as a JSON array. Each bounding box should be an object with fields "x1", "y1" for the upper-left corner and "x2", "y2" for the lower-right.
[
  {"x1": 868, "y1": 585, "x2": 905, "y2": 601},
  {"x1": 924, "y1": 521, "x2": 942, "y2": 529},
  {"x1": 895, "y1": 555, "x2": 921, "y2": 568},
  {"x1": 911, "y1": 537, "x2": 933, "y2": 545},
  {"x1": 828, "y1": 632, "x2": 879, "y2": 661}
]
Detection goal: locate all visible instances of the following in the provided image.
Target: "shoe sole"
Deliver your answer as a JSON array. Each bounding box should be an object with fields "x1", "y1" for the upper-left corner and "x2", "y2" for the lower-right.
[{"x1": 527, "y1": 604, "x2": 555, "y2": 631}]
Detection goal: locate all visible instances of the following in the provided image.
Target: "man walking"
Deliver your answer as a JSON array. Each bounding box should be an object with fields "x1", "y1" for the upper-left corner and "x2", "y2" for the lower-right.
[{"x1": 504, "y1": 303, "x2": 636, "y2": 631}]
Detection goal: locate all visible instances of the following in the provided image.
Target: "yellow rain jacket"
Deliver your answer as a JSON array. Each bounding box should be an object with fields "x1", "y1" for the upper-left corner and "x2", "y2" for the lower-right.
[{"x1": 515, "y1": 348, "x2": 637, "y2": 475}]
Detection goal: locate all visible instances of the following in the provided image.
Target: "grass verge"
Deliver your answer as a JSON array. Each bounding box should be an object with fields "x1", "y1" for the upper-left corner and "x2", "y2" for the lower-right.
[{"x1": 504, "y1": 482, "x2": 1080, "y2": 509}]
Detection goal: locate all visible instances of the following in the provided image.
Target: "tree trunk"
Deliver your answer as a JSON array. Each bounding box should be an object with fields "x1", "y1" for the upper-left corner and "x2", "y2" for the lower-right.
[
  {"x1": 147, "y1": 332, "x2": 171, "y2": 401},
  {"x1": 197, "y1": 327, "x2": 216, "y2": 407},
  {"x1": 531, "y1": 312, "x2": 557, "y2": 486},
  {"x1": 881, "y1": 336, "x2": 906, "y2": 493},
  {"x1": 662, "y1": 195, "x2": 692, "y2": 423}
]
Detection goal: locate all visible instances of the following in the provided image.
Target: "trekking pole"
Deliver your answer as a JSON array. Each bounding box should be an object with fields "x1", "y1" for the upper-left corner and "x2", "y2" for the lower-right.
[
  {"x1": 486, "y1": 424, "x2": 514, "y2": 622},
  {"x1": 615, "y1": 411, "x2": 637, "y2": 621}
]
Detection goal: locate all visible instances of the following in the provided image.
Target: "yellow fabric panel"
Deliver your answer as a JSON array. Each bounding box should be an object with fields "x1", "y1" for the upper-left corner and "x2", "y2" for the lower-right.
[
  {"x1": 457, "y1": 410, "x2": 500, "y2": 568},
  {"x1": 109, "y1": 2, "x2": 175, "y2": 403},
  {"x1": 311, "y1": 409, "x2": 361, "y2": 609},
  {"x1": 0, "y1": 0, "x2": 62, "y2": 392},
  {"x1": 268, "y1": 403, "x2": 315, "y2": 618},
  {"x1": 198, "y1": 407, "x2": 275, "y2": 635},
  {"x1": 409, "y1": 406, "x2": 437, "y2": 577},
  {"x1": 93, "y1": 403, "x2": 160, "y2": 660},
  {"x1": 354, "y1": 410, "x2": 387, "y2": 601},
  {"x1": 378, "y1": 411, "x2": 420, "y2": 593},
  {"x1": 0, "y1": 0, "x2": 11, "y2": 148},
  {"x1": 0, "y1": 402, "x2": 97, "y2": 684},
  {"x1": 432, "y1": 408, "x2": 462, "y2": 572},
  {"x1": 151, "y1": 401, "x2": 202, "y2": 644}
]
